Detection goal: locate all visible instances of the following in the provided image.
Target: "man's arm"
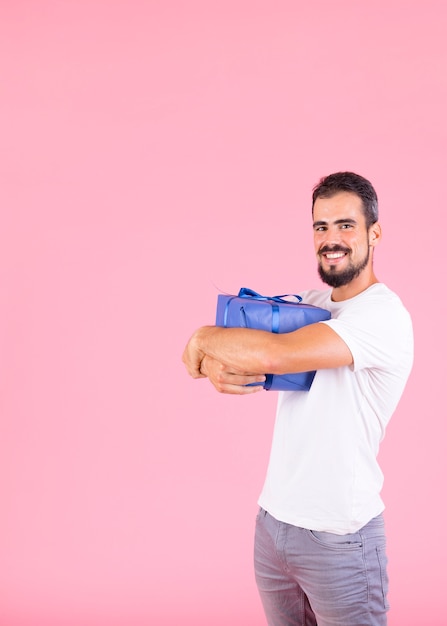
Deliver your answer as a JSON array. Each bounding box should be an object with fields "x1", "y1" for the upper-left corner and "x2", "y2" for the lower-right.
[{"x1": 182, "y1": 322, "x2": 353, "y2": 393}]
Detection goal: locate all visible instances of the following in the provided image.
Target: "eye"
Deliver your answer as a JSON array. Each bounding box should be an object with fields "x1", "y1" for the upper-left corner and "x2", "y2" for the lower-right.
[
  {"x1": 340, "y1": 223, "x2": 353, "y2": 229},
  {"x1": 314, "y1": 225, "x2": 327, "y2": 232}
]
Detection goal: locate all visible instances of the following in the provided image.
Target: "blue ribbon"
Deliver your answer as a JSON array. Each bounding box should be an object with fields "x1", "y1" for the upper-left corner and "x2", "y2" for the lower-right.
[
  {"x1": 237, "y1": 287, "x2": 302, "y2": 304},
  {"x1": 223, "y1": 287, "x2": 302, "y2": 330}
]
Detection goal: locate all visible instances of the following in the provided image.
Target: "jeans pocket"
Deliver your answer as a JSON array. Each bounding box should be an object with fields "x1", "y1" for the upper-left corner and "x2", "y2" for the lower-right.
[
  {"x1": 255, "y1": 507, "x2": 265, "y2": 522},
  {"x1": 307, "y1": 528, "x2": 363, "y2": 550},
  {"x1": 376, "y1": 545, "x2": 390, "y2": 610}
]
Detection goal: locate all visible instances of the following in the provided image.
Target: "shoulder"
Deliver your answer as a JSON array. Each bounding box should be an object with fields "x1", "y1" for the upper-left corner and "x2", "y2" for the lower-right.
[
  {"x1": 326, "y1": 283, "x2": 413, "y2": 350},
  {"x1": 343, "y1": 284, "x2": 412, "y2": 323},
  {"x1": 300, "y1": 284, "x2": 412, "y2": 331}
]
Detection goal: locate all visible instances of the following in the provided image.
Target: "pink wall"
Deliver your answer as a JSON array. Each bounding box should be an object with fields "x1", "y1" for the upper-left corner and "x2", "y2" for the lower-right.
[{"x1": 0, "y1": 1, "x2": 445, "y2": 624}]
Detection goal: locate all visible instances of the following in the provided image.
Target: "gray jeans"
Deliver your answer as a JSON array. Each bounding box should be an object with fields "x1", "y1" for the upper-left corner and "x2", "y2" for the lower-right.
[{"x1": 254, "y1": 509, "x2": 389, "y2": 626}]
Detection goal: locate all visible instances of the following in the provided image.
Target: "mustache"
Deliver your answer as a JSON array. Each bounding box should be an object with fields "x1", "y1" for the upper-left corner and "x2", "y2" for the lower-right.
[{"x1": 318, "y1": 245, "x2": 351, "y2": 255}]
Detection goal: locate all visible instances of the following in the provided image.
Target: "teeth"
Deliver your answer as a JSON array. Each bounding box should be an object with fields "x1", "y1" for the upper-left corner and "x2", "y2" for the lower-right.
[{"x1": 325, "y1": 252, "x2": 345, "y2": 259}]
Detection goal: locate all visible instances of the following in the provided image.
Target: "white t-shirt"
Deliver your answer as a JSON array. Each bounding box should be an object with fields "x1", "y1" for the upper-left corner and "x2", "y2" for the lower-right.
[{"x1": 257, "y1": 283, "x2": 414, "y2": 534}]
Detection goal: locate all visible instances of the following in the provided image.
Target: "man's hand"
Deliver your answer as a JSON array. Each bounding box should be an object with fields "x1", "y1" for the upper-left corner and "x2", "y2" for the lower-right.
[
  {"x1": 200, "y1": 355, "x2": 265, "y2": 395},
  {"x1": 182, "y1": 329, "x2": 207, "y2": 379},
  {"x1": 182, "y1": 327, "x2": 266, "y2": 394}
]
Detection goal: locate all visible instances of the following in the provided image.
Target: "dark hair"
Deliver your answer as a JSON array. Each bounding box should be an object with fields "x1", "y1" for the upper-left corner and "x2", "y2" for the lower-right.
[{"x1": 312, "y1": 171, "x2": 378, "y2": 228}]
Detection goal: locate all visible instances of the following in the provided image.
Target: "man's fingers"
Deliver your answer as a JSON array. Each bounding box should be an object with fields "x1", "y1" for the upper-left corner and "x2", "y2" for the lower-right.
[
  {"x1": 220, "y1": 373, "x2": 266, "y2": 386},
  {"x1": 210, "y1": 369, "x2": 266, "y2": 394},
  {"x1": 188, "y1": 354, "x2": 266, "y2": 394},
  {"x1": 213, "y1": 382, "x2": 264, "y2": 395}
]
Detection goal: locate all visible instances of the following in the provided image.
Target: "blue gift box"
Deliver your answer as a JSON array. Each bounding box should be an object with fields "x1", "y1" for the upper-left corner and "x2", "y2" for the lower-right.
[{"x1": 215, "y1": 288, "x2": 331, "y2": 391}]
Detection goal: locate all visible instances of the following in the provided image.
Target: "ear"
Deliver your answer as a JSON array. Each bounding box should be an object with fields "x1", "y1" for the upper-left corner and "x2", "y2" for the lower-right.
[{"x1": 369, "y1": 222, "x2": 382, "y2": 248}]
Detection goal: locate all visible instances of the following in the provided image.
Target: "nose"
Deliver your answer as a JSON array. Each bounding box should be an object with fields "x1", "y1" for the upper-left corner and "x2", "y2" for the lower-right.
[{"x1": 321, "y1": 225, "x2": 343, "y2": 245}]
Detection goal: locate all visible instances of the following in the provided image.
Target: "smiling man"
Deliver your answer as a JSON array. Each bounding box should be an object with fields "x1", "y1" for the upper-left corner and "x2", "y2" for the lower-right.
[{"x1": 182, "y1": 172, "x2": 413, "y2": 626}]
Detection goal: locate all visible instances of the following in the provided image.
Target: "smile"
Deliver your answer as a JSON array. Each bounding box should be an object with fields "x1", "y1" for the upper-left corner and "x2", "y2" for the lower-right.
[{"x1": 324, "y1": 252, "x2": 346, "y2": 259}]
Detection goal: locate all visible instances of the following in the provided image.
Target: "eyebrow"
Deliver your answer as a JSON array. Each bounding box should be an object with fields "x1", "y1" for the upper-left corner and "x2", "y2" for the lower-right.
[{"x1": 313, "y1": 218, "x2": 358, "y2": 227}]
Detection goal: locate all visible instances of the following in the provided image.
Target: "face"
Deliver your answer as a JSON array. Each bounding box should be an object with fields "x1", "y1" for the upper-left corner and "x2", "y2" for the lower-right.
[{"x1": 313, "y1": 191, "x2": 377, "y2": 288}]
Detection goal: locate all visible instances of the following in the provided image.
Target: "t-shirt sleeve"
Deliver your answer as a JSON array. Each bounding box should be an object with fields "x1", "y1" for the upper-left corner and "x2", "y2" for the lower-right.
[{"x1": 321, "y1": 295, "x2": 414, "y2": 373}]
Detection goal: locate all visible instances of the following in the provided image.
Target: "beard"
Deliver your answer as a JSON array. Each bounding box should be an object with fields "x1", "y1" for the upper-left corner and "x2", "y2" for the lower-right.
[{"x1": 317, "y1": 244, "x2": 370, "y2": 288}]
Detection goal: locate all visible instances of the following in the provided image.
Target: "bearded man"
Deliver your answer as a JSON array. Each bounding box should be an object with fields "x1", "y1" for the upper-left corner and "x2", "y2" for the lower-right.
[{"x1": 182, "y1": 172, "x2": 413, "y2": 626}]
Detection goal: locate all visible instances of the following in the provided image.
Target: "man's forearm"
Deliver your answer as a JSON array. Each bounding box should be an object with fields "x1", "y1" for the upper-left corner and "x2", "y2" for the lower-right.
[{"x1": 185, "y1": 322, "x2": 353, "y2": 379}]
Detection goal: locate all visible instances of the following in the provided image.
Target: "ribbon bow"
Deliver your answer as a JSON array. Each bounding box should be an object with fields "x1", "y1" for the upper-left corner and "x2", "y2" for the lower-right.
[{"x1": 238, "y1": 287, "x2": 302, "y2": 304}]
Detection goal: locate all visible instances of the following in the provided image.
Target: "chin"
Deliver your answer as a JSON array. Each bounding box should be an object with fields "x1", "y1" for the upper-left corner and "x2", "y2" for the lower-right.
[{"x1": 318, "y1": 266, "x2": 355, "y2": 288}]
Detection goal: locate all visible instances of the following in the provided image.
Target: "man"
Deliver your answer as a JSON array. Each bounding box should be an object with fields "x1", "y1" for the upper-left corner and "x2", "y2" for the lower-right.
[{"x1": 182, "y1": 172, "x2": 413, "y2": 626}]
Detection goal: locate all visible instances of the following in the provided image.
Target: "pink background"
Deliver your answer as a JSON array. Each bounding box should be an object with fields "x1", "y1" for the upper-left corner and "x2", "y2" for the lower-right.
[{"x1": 0, "y1": 1, "x2": 445, "y2": 625}]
